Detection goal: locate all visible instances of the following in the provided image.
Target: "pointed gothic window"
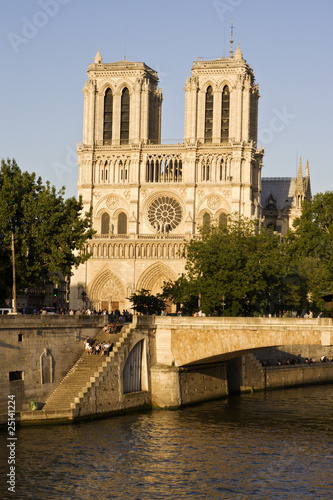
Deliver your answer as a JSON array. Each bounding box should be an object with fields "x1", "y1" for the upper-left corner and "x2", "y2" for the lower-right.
[
  {"x1": 202, "y1": 159, "x2": 210, "y2": 181},
  {"x1": 101, "y1": 212, "x2": 110, "y2": 235},
  {"x1": 103, "y1": 88, "x2": 113, "y2": 145},
  {"x1": 205, "y1": 86, "x2": 213, "y2": 143},
  {"x1": 121, "y1": 87, "x2": 130, "y2": 144},
  {"x1": 221, "y1": 85, "x2": 230, "y2": 142},
  {"x1": 118, "y1": 212, "x2": 127, "y2": 234},
  {"x1": 219, "y1": 158, "x2": 225, "y2": 181},
  {"x1": 203, "y1": 212, "x2": 211, "y2": 227},
  {"x1": 219, "y1": 213, "x2": 228, "y2": 226}
]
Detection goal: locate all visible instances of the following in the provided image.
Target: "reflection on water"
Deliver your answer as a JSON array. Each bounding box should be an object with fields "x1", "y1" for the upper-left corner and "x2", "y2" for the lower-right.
[{"x1": 1, "y1": 385, "x2": 333, "y2": 499}]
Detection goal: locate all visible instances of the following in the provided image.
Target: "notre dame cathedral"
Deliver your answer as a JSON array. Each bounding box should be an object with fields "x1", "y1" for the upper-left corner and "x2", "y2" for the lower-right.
[{"x1": 69, "y1": 42, "x2": 311, "y2": 312}]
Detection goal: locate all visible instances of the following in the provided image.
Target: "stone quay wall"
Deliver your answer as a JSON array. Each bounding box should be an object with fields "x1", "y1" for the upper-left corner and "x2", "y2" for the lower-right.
[
  {"x1": 0, "y1": 315, "x2": 106, "y2": 414},
  {"x1": 227, "y1": 352, "x2": 333, "y2": 394}
]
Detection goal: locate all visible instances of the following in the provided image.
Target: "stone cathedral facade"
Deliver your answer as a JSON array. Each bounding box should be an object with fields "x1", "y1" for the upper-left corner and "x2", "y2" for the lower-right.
[{"x1": 69, "y1": 45, "x2": 309, "y2": 312}]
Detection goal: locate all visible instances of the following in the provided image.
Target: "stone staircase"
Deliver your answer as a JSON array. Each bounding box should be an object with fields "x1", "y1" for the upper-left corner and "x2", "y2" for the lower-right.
[{"x1": 42, "y1": 324, "x2": 132, "y2": 413}]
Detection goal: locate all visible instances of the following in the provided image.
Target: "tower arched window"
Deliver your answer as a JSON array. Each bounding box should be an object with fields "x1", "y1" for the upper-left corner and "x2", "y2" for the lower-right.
[
  {"x1": 219, "y1": 212, "x2": 228, "y2": 227},
  {"x1": 202, "y1": 159, "x2": 210, "y2": 181},
  {"x1": 203, "y1": 212, "x2": 211, "y2": 227},
  {"x1": 103, "y1": 88, "x2": 113, "y2": 145},
  {"x1": 219, "y1": 158, "x2": 224, "y2": 181},
  {"x1": 221, "y1": 85, "x2": 230, "y2": 142},
  {"x1": 205, "y1": 86, "x2": 213, "y2": 143},
  {"x1": 121, "y1": 87, "x2": 130, "y2": 144},
  {"x1": 101, "y1": 212, "x2": 110, "y2": 235},
  {"x1": 118, "y1": 212, "x2": 127, "y2": 234}
]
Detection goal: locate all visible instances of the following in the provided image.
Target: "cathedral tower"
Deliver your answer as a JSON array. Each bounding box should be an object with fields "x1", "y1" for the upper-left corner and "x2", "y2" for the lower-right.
[{"x1": 71, "y1": 46, "x2": 264, "y2": 312}]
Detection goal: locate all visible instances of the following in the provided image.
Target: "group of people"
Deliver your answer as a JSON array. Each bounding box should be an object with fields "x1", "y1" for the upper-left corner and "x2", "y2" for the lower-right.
[
  {"x1": 320, "y1": 355, "x2": 333, "y2": 362},
  {"x1": 262, "y1": 355, "x2": 333, "y2": 366},
  {"x1": 83, "y1": 317, "x2": 126, "y2": 357},
  {"x1": 84, "y1": 336, "x2": 114, "y2": 356},
  {"x1": 103, "y1": 321, "x2": 123, "y2": 334}
]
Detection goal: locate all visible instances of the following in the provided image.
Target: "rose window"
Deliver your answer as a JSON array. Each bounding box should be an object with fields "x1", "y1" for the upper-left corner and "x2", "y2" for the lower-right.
[
  {"x1": 106, "y1": 196, "x2": 119, "y2": 210},
  {"x1": 148, "y1": 196, "x2": 182, "y2": 233}
]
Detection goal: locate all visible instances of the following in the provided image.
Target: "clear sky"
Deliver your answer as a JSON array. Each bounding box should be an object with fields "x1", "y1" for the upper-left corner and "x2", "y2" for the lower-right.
[{"x1": 1, "y1": 0, "x2": 332, "y2": 199}]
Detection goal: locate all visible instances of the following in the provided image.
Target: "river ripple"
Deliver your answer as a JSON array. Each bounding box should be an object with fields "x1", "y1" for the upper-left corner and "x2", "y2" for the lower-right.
[{"x1": 1, "y1": 384, "x2": 333, "y2": 499}]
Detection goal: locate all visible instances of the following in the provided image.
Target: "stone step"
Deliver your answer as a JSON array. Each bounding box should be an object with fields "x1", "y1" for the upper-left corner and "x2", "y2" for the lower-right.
[{"x1": 43, "y1": 324, "x2": 131, "y2": 411}]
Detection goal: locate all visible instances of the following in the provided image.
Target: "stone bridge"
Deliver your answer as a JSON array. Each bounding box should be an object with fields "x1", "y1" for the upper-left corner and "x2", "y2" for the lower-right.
[
  {"x1": 151, "y1": 316, "x2": 333, "y2": 366},
  {"x1": 148, "y1": 316, "x2": 333, "y2": 408}
]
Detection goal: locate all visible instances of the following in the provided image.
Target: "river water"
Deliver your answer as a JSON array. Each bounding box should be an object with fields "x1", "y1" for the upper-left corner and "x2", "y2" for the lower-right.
[{"x1": 1, "y1": 384, "x2": 333, "y2": 500}]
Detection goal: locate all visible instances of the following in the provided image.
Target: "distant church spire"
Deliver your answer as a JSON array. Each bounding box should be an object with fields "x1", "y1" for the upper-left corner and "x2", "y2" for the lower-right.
[
  {"x1": 230, "y1": 20, "x2": 234, "y2": 58},
  {"x1": 305, "y1": 159, "x2": 310, "y2": 178},
  {"x1": 297, "y1": 157, "x2": 303, "y2": 184},
  {"x1": 304, "y1": 159, "x2": 312, "y2": 200}
]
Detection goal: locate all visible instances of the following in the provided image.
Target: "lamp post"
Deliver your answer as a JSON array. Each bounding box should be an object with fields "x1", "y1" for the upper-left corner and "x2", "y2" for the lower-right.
[
  {"x1": 81, "y1": 291, "x2": 86, "y2": 310},
  {"x1": 11, "y1": 232, "x2": 17, "y2": 314},
  {"x1": 198, "y1": 292, "x2": 202, "y2": 309},
  {"x1": 222, "y1": 294, "x2": 226, "y2": 316}
]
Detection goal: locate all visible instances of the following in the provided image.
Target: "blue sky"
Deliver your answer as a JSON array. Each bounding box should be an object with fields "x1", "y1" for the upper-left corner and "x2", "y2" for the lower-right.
[{"x1": 1, "y1": 0, "x2": 332, "y2": 198}]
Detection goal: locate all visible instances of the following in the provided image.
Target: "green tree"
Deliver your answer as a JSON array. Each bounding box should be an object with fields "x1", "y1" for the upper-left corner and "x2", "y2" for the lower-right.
[
  {"x1": 0, "y1": 158, "x2": 95, "y2": 303},
  {"x1": 163, "y1": 215, "x2": 302, "y2": 316},
  {"x1": 127, "y1": 289, "x2": 166, "y2": 315},
  {"x1": 162, "y1": 275, "x2": 198, "y2": 316},
  {"x1": 285, "y1": 191, "x2": 333, "y2": 312}
]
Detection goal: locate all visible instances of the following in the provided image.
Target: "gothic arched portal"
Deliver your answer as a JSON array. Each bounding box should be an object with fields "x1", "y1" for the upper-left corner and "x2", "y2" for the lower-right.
[
  {"x1": 88, "y1": 268, "x2": 125, "y2": 312},
  {"x1": 136, "y1": 262, "x2": 178, "y2": 309}
]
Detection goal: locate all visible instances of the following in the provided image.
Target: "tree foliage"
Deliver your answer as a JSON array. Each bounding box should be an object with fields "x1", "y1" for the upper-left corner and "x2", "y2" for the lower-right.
[
  {"x1": 285, "y1": 192, "x2": 333, "y2": 311},
  {"x1": 127, "y1": 289, "x2": 166, "y2": 315},
  {"x1": 0, "y1": 158, "x2": 95, "y2": 302},
  {"x1": 163, "y1": 215, "x2": 304, "y2": 317}
]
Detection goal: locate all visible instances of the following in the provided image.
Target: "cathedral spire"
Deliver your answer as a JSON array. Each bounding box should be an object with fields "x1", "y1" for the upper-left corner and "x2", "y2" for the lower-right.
[
  {"x1": 305, "y1": 159, "x2": 310, "y2": 179},
  {"x1": 297, "y1": 157, "x2": 303, "y2": 183},
  {"x1": 304, "y1": 159, "x2": 312, "y2": 200}
]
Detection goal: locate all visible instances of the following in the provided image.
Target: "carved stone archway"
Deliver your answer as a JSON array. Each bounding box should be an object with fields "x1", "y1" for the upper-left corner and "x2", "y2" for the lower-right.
[
  {"x1": 136, "y1": 263, "x2": 178, "y2": 312},
  {"x1": 88, "y1": 268, "x2": 126, "y2": 312}
]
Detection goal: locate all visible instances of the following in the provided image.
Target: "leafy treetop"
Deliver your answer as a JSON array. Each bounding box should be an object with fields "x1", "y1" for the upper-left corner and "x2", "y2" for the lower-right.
[{"x1": 0, "y1": 158, "x2": 95, "y2": 302}]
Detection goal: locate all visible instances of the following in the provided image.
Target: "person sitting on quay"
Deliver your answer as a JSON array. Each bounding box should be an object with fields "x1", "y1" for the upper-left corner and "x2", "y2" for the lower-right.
[
  {"x1": 93, "y1": 342, "x2": 102, "y2": 355},
  {"x1": 114, "y1": 320, "x2": 122, "y2": 334},
  {"x1": 100, "y1": 342, "x2": 113, "y2": 356}
]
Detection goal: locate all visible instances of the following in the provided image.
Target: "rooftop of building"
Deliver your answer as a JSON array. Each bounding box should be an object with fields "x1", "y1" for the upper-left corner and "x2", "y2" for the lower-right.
[{"x1": 261, "y1": 177, "x2": 298, "y2": 210}]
